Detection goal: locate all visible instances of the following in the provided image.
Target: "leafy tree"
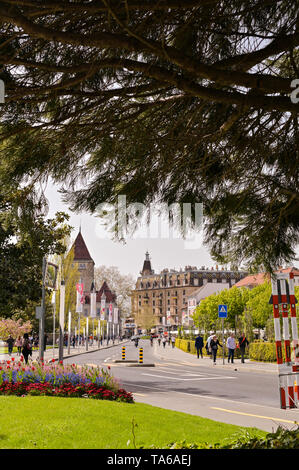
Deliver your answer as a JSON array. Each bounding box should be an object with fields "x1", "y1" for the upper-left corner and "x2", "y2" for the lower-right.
[
  {"x1": 0, "y1": 317, "x2": 32, "y2": 341},
  {"x1": 0, "y1": 1, "x2": 297, "y2": 270},
  {"x1": 245, "y1": 282, "x2": 273, "y2": 330},
  {"x1": 192, "y1": 286, "x2": 249, "y2": 333},
  {"x1": 95, "y1": 265, "x2": 135, "y2": 317},
  {"x1": 0, "y1": 188, "x2": 71, "y2": 317}
]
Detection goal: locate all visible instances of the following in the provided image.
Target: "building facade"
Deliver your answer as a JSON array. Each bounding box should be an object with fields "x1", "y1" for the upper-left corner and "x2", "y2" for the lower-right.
[
  {"x1": 131, "y1": 252, "x2": 248, "y2": 329},
  {"x1": 71, "y1": 230, "x2": 120, "y2": 325}
]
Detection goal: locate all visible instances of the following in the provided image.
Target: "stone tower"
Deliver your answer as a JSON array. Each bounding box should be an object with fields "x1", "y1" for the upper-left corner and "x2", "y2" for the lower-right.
[
  {"x1": 72, "y1": 228, "x2": 95, "y2": 293},
  {"x1": 141, "y1": 251, "x2": 154, "y2": 276}
]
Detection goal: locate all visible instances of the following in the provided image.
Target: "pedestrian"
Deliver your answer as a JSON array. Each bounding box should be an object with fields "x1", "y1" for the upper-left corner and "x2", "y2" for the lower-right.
[
  {"x1": 162, "y1": 337, "x2": 166, "y2": 348},
  {"x1": 171, "y1": 336, "x2": 176, "y2": 348},
  {"x1": 209, "y1": 335, "x2": 223, "y2": 365},
  {"x1": 238, "y1": 332, "x2": 249, "y2": 363},
  {"x1": 158, "y1": 336, "x2": 161, "y2": 346},
  {"x1": 168, "y1": 336, "x2": 171, "y2": 346},
  {"x1": 21, "y1": 333, "x2": 32, "y2": 364},
  {"x1": 195, "y1": 334, "x2": 204, "y2": 358},
  {"x1": 6, "y1": 335, "x2": 14, "y2": 355},
  {"x1": 15, "y1": 336, "x2": 22, "y2": 356},
  {"x1": 226, "y1": 333, "x2": 236, "y2": 364},
  {"x1": 34, "y1": 336, "x2": 39, "y2": 349},
  {"x1": 150, "y1": 336, "x2": 153, "y2": 347},
  {"x1": 205, "y1": 332, "x2": 214, "y2": 358}
]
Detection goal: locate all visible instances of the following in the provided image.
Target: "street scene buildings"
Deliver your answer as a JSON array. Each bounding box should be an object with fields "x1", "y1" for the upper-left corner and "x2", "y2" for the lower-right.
[{"x1": 131, "y1": 252, "x2": 248, "y2": 329}]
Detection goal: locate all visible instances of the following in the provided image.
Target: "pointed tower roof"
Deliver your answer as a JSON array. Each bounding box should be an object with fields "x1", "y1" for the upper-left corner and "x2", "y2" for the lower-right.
[
  {"x1": 72, "y1": 230, "x2": 93, "y2": 261},
  {"x1": 141, "y1": 251, "x2": 154, "y2": 275},
  {"x1": 97, "y1": 281, "x2": 116, "y2": 302}
]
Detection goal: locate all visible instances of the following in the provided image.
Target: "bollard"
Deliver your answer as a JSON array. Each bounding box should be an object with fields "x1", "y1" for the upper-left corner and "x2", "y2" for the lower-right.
[
  {"x1": 122, "y1": 346, "x2": 126, "y2": 361},
  {"x1": 139, "y1": 347, "x2": 143, "y2": 364}
]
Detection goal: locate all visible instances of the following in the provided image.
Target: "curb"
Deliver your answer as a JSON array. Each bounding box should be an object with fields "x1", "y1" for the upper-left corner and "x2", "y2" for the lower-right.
[{"x1": 125, "y1": 363, "x2": 155, "y2": 367}]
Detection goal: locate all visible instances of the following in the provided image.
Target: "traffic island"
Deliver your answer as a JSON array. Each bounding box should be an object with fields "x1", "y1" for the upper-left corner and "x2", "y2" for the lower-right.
[
  {"x1": 113, "y1": 359, "x2": 138, "y2": 364},
  {"x1": 125, "y1": 363, "x2": 155, "y2": 367}
]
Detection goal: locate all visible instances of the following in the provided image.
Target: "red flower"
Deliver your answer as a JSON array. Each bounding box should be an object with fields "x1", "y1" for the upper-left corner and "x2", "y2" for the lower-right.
[
  {"x1": 11, "y1": 358, "x2": 15, "y2": 361},
  {"x1": 59, "y1": 361, "x2": 63, "y2": 365}
]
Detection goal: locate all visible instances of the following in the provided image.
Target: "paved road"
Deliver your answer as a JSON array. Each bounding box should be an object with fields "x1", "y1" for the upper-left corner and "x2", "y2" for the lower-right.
[{"x1": 63, "y1": 339, "x2": 299, "y2": 432}]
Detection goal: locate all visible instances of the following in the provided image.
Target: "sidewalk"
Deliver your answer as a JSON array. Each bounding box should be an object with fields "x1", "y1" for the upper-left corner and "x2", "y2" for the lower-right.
[
  {"x1": 153, "y1": 341, "x2": 279, "y2": 375},
  {"x1": 0, "y1": 339, "x2": 129, "y2": 363}
]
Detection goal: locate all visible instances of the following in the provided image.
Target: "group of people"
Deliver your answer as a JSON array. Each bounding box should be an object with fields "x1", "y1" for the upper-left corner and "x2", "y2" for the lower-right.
[
  {"x1": 156, "y1": 335, "x2": 176, "y2": 348},
  {"x1": 5, "y1": 333, "x2": 34, "y2": 364},
  {"x1": 195, "y1": 332, "x2": 249, "y2": 365}
]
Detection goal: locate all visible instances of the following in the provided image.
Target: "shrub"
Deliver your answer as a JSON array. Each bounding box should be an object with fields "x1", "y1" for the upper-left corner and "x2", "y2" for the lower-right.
[
  {"x1": 249, "y1": 341, "x2": 279, "y2": 362},
  {"x1": 150, "y1": 426, "x2": 299, "y2": 449}
]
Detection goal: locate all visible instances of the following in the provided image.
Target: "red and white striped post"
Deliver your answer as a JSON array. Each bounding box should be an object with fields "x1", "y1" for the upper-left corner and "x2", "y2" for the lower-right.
[
  {"x1": 280, "y1": 278, "x2": 295, "y2": 408},
  {"x1": 289, "y1": 273, "x2": 299, "y2": 404},
  {"x1": 271, "y1": 276, "x2": 286, "y2": 408},
  {"x1": 271, "y1": 272, "x2": 299, "y2": 409}
]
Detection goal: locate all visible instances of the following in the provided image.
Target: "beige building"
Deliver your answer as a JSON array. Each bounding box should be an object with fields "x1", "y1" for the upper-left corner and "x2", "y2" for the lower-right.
[{"x1": 131, "y1": 252, "x2": 248, "y2": 330}]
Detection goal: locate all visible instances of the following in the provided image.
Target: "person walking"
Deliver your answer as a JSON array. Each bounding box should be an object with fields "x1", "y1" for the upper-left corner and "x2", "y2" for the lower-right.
[
  {"x1": 238, "y1": 333, "x2": 249, "y2": 363},
  {"x1": 158, "y1": 336, "x2": 161, "y2": 346},
  {"x1": 210, "y1": 335, "x2": 223, "y2": 365},
  {"x1": 162, "y1": 336, "x2": 166, "y2": 348},
  {"x1": 21, "y1": 333, "x2": 32, "y2": 364},
  {"x1": 205, "y1": 332, "x2": 214, "y2": 358},
  {"x1": 6, "y1": 335, "x2": 14, "y2": 355},
  {"x1": 150, "y1": 336, "x2": 153, "y2": 347},
  {"x1": 195, "y1": 334, "x2": 204, "y2": 358},
  {"x1": 15, "y1": 336, "x2": 23, "y2": 356},
  {"x1": 226, "y1": 333, "x2": 236, "y2": 364},
  {"x1": 171, "y1": 336, "x2": 176, "y2": 348}
]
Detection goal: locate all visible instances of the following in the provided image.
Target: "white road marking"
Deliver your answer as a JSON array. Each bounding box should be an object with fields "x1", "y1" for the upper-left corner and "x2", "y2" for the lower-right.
[{"x1": 141, "y1": 373, "x2": 236, "y2": 381}]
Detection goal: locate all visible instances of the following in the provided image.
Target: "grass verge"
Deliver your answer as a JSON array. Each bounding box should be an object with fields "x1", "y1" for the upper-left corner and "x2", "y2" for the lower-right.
[{"x1": 0, "y1": 396, "x2": 265, "y2": 449}]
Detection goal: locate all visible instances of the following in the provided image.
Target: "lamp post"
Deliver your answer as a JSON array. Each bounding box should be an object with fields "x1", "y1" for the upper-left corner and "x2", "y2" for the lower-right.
[
  {"x1": 90, "y1": 281, "x2": 96, "y2": 347},
  {"x1": 58, "y1": 280, "x2": 65, "y2": 362},
  {"x1": 38, "y1": 256, "x2": 47, "y2": 362}
]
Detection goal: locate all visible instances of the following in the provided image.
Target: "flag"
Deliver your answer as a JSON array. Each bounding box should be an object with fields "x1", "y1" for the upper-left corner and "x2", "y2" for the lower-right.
[
  {"x1": 76, "y1": 283, "x2": 84, "y2": 313},
  {"x1": 90, "y1": 291, "x2": 96, "y2": 318},
  {"x1": 113, "y1": 307, "x2": 119, "y2": 324},
  {"x1": 108, "y1": 303, "x2": 113, "y2": 322},
  {"x1": 100, "y1": 298, "x2": 106, "y2": 320}
]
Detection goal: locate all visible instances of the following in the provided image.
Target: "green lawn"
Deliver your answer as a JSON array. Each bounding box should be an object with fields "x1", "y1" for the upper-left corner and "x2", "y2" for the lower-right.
[{"x1": 0, "y1": 396, "x2": 265, "y2": 449}]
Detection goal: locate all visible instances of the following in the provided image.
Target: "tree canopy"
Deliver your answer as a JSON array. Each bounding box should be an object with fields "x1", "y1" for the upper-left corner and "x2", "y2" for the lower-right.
[
  {"x1": 0, "y1": 187, "x2": 71, "y2": 316},
  {"x1": 0, "y1": 0, "x2": 298, "y2": 270}
]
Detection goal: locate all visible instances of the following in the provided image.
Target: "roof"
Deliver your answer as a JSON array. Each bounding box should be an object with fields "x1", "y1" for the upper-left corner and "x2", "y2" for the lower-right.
[
  {"x1": 72, "y1": 231, "x2": 93, "y2": 261},
  {"x1": 96, "y1": 281, "x2": 116, "y2": 303},
  {"x1": 84, "y1": 281, "x2": 116, "y2": 304},
  {"x1": 235, "y1": 267, "x2": 299, "y2": 288},
  {"x1": 275, "y1": 267, "x2": 299, "y2": 276},
  {"x1": 234, "y1": 273, "x2": 268, "y2": 288},
  {"x1": 188, "y1": 283, "x2": 230, "y2": 300}
]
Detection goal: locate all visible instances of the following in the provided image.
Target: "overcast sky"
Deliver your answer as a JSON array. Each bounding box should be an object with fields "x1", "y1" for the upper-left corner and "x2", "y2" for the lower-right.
[
  {"x1": 44, "y1": 179, "x2": 217, "y2": 279},
  {"x1": 44, "y1": 179, "x2": 299, "y2": 279}
]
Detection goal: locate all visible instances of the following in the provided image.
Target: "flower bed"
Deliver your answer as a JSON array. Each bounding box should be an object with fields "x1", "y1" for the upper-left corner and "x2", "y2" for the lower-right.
[{"x1": 0, "y1": 358, "x2": 134, "y2": 402}]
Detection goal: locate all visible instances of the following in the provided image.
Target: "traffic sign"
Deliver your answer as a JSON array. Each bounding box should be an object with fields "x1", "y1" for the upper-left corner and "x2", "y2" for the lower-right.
[{"x1": 218, "y1": 304, "x2": 228, "y2": 318}]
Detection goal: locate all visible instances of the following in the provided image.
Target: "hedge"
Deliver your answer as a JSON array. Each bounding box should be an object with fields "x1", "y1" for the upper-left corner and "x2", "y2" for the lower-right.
[{"x1": 175, "y1": 339, "x2": 282, "y2": 362}]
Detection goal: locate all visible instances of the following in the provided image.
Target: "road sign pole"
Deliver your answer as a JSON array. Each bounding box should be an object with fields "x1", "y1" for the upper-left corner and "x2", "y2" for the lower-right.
[{"x1": 222, "y1": 317, "x2": 225, "y2": 364}]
